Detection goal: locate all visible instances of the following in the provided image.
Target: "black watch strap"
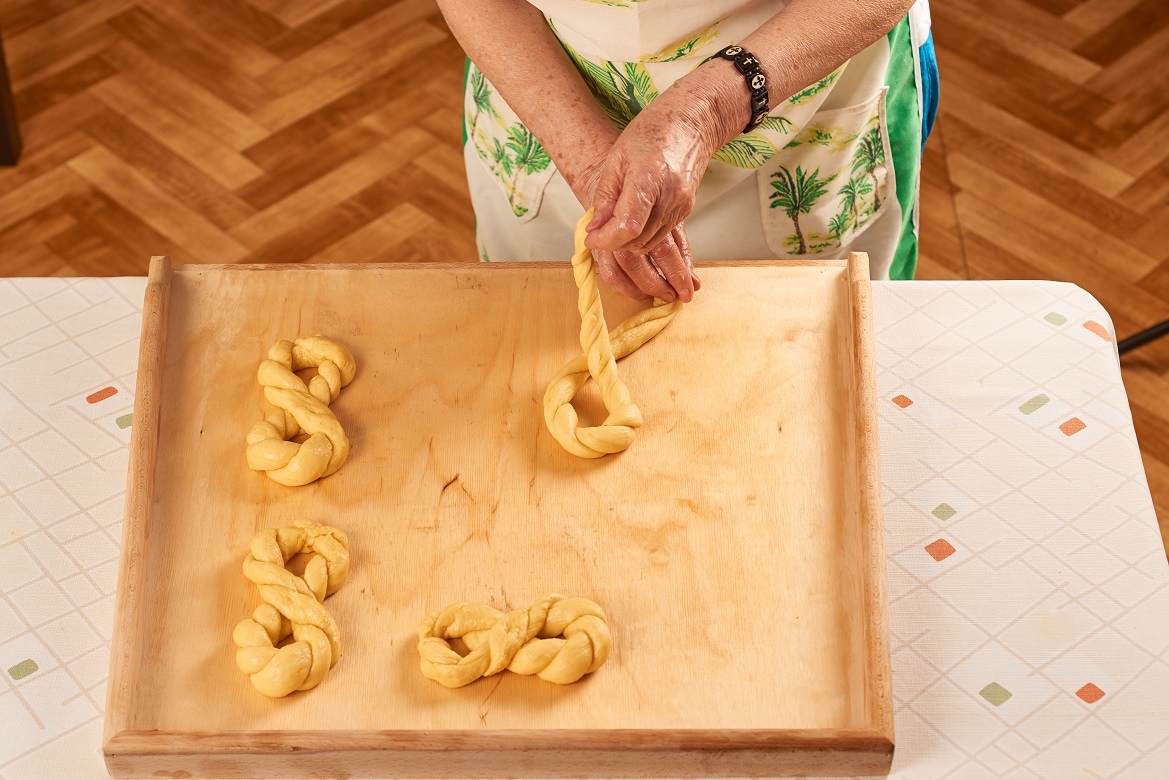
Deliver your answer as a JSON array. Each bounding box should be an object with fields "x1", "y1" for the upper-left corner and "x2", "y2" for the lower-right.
[{"x1": 714, "y1": 45, "x2": 770, "y2": 134}]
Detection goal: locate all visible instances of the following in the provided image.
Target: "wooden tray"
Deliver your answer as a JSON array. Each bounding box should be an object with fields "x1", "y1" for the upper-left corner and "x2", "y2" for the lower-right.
[{"x1": 103, "y1": 255, "x2": 892, "y2": 778}]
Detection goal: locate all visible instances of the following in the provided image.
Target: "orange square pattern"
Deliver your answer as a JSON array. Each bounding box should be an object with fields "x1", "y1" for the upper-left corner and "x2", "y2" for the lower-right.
[
  {"x1": 86, "y1": 386, "x2": 118, "y2": 404},
  {"x1": 892, "y1": 394, "x2": 913, "y2": 408},
  {"x1": 1082, "y1": 321, "x2": 1110, "y2": 341},
  {"x1": 925, "y1": 539, "x2": 957, "y2": 562},
  {"x1": 1076, "y1": 683, "x2": 1105, "y2": 704},
  {"x1": 1060, "y1": 417, "x2": 1087, "y2": 436}
]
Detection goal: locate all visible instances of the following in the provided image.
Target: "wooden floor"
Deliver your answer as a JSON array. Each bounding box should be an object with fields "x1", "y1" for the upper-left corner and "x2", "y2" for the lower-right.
[{"x1": 0, "y1": 0, "x2": 1166, "y2": 547}]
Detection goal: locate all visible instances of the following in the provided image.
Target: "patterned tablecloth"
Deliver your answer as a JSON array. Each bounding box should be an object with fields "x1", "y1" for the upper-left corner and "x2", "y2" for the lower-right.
[{"x1": 0, "y1": 276, "x2": 1167, "y2": 780}]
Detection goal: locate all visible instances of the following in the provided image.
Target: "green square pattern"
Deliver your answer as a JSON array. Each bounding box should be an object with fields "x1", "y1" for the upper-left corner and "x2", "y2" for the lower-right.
[
  {"x1": 7, "y1": 659, "x2": 38, "y2": 680},
  {"x1": 1044, "y1": 312, "x2": 1068, "y2": 325},
  {"x1": 1019, "y1": 394, "x2": 1050, "y2": 415},
  {"x1": 979, "y1": 681, "x2": 1012, "y2": 706},
  {"x1": 932, "y1": 503, "x2": 957, "y2": 521}
]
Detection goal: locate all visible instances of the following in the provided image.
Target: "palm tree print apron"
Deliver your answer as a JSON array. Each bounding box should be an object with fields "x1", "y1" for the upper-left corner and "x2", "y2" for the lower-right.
[{"x1": 463, "y1": 0, "x2": 932, "y2": 280}]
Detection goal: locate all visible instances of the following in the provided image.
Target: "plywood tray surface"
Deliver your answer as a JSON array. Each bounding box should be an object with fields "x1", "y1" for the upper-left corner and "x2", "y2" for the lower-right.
[{"x1": 104, "y1": 257, "x2": 892, "y2": 778}]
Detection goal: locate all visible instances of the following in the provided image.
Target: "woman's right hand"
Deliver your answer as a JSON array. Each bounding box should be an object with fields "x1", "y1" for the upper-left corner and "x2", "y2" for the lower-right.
[{"x1": 568, "y1": 160, "x2": 701, "y2": 303}]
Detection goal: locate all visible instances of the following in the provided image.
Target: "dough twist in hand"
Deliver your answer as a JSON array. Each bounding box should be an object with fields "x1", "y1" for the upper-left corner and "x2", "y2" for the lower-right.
[
  {"x1": 233, "y1": 519, "x2": 350, "y2": 698},
  {"x1": 246, "y1": 335, "x2": 356, "y2": 486},
  {"x1": 418, "y1": 595, "x2": 611, "y2": 688},
  {"x1": 544, "y1": 211, "x2": 683, "y2": 458}
]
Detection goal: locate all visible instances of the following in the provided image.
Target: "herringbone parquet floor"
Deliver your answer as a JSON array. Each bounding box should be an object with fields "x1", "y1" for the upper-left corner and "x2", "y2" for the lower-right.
[{"x1": 0, "y1": 0, "x2": 1166, "y2": 546}]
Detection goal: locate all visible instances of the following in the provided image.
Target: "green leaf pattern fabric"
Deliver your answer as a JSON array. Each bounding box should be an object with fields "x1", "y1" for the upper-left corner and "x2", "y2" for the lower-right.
[
  {"x1": 756, "y1": 90, "x2": 893, "y2": 257},
  {"x1": 465, "y1": 63, "x2": 556, "y2": 220},
  {"x1": 639, "y1": 21, "x2": 722, "y2": 63},
  {"x1": 788, "y1": 67, "x2": 845, "y2": 106},
  {"x1": 558, "y1": 37, "x2": 661, "y2": 130},
  {"x1": 767, "y1": 165, "x2": 836, "y2": 255}
]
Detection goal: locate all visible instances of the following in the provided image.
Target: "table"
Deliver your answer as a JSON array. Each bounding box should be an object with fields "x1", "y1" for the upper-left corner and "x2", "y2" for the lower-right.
[{"x1": 1, "y1": 276, "x2": 1167, "y2": 779}]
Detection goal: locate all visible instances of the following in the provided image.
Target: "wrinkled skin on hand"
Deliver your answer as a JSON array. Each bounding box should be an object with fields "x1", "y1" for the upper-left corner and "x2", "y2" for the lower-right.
[
  {"x1": 582, "y1": 90, "x2": 722, "y2": 301},
  {"x1": 593, "y1": 225, "x2": 700, "y2": 303},
  {"x1": 568, "y1": 124, "x2": 706, "y2": 301}
]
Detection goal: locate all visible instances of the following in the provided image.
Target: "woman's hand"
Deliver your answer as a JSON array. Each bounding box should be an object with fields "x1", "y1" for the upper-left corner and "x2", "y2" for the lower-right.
[
  {"x1": 593, "y1": 225, "x2": 702, "y2": 302},
  {"x1": 580, "y1": 68, "x2": 745, "y2": 301},
  {"x1": 569, "y1": 150, "x2": 701, "y2": 303},
  {"x1": 584, "y1": 99, "x2": 714, "y2": 258}
]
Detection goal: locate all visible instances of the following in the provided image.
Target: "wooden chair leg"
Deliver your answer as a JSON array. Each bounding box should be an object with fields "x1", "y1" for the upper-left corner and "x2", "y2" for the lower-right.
[{"x1": 0, "y1": 29, "x2": 22, "y2": 167}]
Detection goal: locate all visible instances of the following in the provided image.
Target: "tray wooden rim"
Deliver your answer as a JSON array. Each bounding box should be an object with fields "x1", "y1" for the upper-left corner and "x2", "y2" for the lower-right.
[
  {"x1": 106, "y1": 727, "x2": 893, "y2": 753},
  {"x1": 103, "y1": 255, "x2": 893, "y2": 777},
  {"x1": 163, "y1": 259, "x2": 849, "y2": 273}
]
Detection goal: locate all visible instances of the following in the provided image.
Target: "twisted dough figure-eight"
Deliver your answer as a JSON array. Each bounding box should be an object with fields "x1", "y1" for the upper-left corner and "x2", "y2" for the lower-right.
[
  {"x1": 246, "y1": 335, "x2": 356, "y2": 486},
  {"x1": 233, "y1": 519, "x2": 350, "y2": 698},
  {"x1": 544, "y1": 210, "x2": 683, "y2": 458},
  {"x1": 418, "y1": 595, "x2": 611, "y2": 688}
]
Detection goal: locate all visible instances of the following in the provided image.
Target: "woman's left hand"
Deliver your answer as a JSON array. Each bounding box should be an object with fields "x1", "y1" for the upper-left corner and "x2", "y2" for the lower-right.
[{"x1": 593, "y1": 224, "x2": 701, "y2": 303}]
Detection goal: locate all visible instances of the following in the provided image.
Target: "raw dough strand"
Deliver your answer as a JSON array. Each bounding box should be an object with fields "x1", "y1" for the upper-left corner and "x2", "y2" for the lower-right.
[
  {"x1": 246, "y1": 335, "x2": 356, "y2": 486},
  {"x1": 543, "y1": 210, "x2": 683, "y2": 458},
  {"x1": 233, "y1": 519, "x2": 350, "y2": 698},
  {"x1": 417, "y1": 595, "x2": 611, "y2": 688}
]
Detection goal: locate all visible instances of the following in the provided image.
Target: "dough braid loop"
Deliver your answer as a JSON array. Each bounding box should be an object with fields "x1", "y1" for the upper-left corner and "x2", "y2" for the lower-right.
[
  {"x1": 543, "y1": 210, "x2": 683, "y2": 458},
  {"x1": 417, "y1": 595, "x2": 612, "y2": 688},
  {"x1": 246, "y1": 334, "x2": 357, "y2": 486},
  {"x1": 233, "y1": 519, "x2": 351, "y2": 698}
]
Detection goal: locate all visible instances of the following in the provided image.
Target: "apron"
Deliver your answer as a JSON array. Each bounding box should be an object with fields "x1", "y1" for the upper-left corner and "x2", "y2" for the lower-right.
[{"x1": 464, "y1": 0, "x2": 932, "y2": 280}]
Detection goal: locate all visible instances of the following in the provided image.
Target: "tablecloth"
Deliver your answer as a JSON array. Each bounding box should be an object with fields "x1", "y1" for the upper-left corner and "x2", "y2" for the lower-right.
[{"x1": 1, "y1": 276, "x2": 1167, "y2": 780}]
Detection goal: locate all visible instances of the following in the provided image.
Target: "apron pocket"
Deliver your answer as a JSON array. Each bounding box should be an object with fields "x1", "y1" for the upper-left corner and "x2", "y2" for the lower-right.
[
  {"x1": 465, "y1": 63, "x2": 557, "y2": 223},
  {"x1": 755, "y1": 87, "x2": 895, "y2": 258}
]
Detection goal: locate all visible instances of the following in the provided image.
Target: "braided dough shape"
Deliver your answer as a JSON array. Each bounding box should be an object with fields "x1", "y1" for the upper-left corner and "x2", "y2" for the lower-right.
[
  {"x1": 246, "y1": 335, "x2": 356, "y2": 486},
  {"x1": 544, "y1": 210, "x2": 683, "y2": 458},
  {"x1": 418, "y1": 595, "x2": 611, "y2": 688},
  {"x1": 233, "y1": 519, "x2": 350, "y2": 698}
]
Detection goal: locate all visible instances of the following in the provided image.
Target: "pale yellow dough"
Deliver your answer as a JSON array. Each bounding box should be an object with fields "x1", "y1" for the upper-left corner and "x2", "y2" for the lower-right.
[
  {"x1": 246, "y1": 334, "x2": 356, "y2": 486},
  {"x1": 418, "y1": 595, "x2": 611, "y2": 688},
  {"x1": 544, "y1": 210, "x2": 683, "y2": 458},
  {"x1": 233, "y1": 519, "x2": 350, "y2": 698}
]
